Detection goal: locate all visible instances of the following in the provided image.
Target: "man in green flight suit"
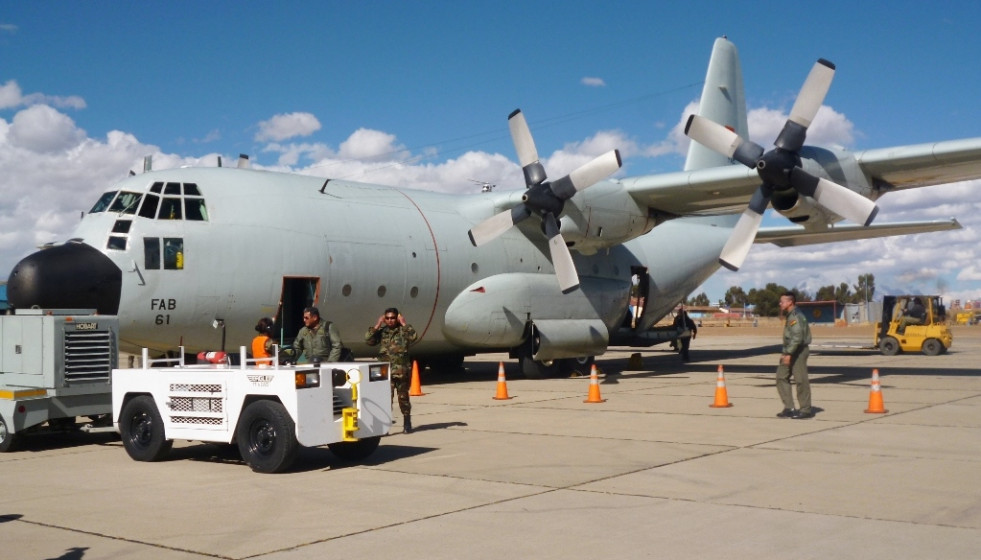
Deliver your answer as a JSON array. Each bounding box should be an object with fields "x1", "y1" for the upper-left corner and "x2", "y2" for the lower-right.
[
  {"x1": 293, "y1": 306, "x2": 343, "y2": 364},
  {"x1": 365, "y1": 308, "x2": 418, "y2": 433},
  {"x1": 775, "y1": 292, "x2": 814, "y2": 419}
]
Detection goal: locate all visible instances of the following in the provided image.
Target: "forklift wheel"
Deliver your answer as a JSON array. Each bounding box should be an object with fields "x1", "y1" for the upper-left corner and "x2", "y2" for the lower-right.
[{"x1": 879, "y1": 337, "x2": 900, "y2": 356}]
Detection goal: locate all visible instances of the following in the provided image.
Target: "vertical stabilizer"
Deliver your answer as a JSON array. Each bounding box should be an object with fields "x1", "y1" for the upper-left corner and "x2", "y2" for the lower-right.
[{"x1": 684, "y1": 37, "x2": 749, "y2": 171}]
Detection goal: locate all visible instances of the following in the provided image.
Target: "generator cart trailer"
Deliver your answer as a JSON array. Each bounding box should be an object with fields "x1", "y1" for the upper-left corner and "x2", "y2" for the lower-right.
[
  {"x1": 112, "y1": 346, "x2": 391, "y2": 473},
  {"x1": 0, "y1": 309, "x2": 117, "y2": 452}
]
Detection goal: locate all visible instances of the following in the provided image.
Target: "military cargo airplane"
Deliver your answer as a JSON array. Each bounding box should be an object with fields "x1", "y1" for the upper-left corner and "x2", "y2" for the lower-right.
[{"x1": 8, "y1": 37, "x2": 981, "y2": 377}]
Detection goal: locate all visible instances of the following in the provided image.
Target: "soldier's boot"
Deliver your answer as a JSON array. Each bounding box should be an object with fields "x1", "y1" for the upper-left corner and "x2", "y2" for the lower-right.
[{"x1": 403, "y1": 415, "x2": 413, "y2": 434}]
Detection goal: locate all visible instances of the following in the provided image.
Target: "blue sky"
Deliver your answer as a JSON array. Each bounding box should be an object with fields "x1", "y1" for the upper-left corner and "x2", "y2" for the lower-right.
[{"x1": 2, "y1": 1, "x2": 980, "y2": 305}]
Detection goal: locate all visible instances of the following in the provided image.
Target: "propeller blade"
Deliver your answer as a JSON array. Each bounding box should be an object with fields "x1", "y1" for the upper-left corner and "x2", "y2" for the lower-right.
[
  {"x1": 508, "y1": 109, "x2": 547, "y2": 187},
  {"x1": 789, "y1": 59, "x2": 835, "y2": 129},
  {"x1": 685, "y1": 115, "x2": 763, "y2": 168},
  {"x1": 719, "y1": 208, "x2": 765, "y2": 272},
  {"x1": 789, "y1": 169, "x2": 879, "y2": 226},
  {"x1": 468, "y1": 204, "x2": 532, "y2": 247},
  {"x1": 718, "y1": 185, "x2": 771, "y2": 271},
  {"x1": 776, "y1": 59, "x2": 835, "y2": 152},
  {"x1": 549, "y1": 149, "x2": 622, "y2": 200},
  {"x1": 543, "y1": 214, "x2": 579, "y2": 292},
  {"x1": 508, "y1": 109, "x2": 538, "y2": 166}
]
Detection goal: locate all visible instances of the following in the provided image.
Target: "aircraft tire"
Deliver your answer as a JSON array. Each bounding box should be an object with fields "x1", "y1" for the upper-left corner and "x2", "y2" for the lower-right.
[
  {"x1": 0, "y1": 413, "x2": 21, "y2": 453},
  {"x1": 921, "y1": 338, "x2": 942, "y2": 356},
  {"x1": 328, "y1": 436, "x2": 381, "y2": 462},
  {"x1": 520, "y1": 356, "x2": 560, "y2": 379},
  {"x1": 563, "y1": 356, "x2": 596, "y2": 377},
  {"x1": 236, "y1": 400, "x2": 298, "y2": 473},
  {"x1": 119, "y1": 396, "x2": 173, "y2": 462},
  {"x1": 879, "y1": 337, "x2": 901, "y2": 356}
]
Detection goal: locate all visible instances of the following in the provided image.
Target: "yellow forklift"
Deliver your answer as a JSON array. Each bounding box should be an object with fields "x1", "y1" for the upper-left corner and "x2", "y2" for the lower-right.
[{"x1": 875, "y1": 295, "x2": 952, "y2": 356}]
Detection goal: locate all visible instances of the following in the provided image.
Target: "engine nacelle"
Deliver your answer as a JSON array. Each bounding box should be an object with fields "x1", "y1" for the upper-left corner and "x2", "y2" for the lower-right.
[{"x1": 771, "y1": 145, "x2": 874, "y2": 228}]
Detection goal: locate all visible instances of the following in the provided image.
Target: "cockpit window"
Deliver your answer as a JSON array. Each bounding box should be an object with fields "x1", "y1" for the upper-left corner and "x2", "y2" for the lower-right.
[
  {"x1": 185, "y1": 197, "x2": 207, "y2": 221},
  {"x1": 138, "y1": 194, "x2": 159, "y2": 219},
  {"x1": 150, "y1": 182, "x2": 163, "y2": 194},
  {"x1": 159, "y1": 197, "x2": 183, "y2": 220},
  {"x1": 164, "y1": 182, "x2": 181, "y2": 195},
  {"x1": 184, "y1": 183, "x2": 201, "y2": 196},
  {"x1": 108, "y1": 191, "x2": 143, "y2": 214},
  {"x1": 89, "y1": 191, "x2": 118, "y2": 213}
]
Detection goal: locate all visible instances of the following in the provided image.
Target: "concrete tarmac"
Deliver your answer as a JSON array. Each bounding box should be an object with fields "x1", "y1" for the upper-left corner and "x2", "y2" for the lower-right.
[{"x1": 3, "y1": 327, "x2": 980, "y2": 559}]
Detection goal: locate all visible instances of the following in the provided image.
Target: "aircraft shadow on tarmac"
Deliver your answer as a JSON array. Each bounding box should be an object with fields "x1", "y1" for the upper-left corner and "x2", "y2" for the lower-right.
[{"x1": 423, "y1": 342, "x2": 980, "y2": 385}]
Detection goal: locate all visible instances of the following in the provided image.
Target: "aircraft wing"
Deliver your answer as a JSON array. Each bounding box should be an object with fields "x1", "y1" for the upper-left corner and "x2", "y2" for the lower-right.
[
  {"x1": 754, "y1": 219, "x2": 961, "y2": 247},
  {"x1": 855, "y1": 138, "x2": 981, "y2": 190},
  {"x1": 619, "y1": 137, "x2": 981, "y2": 216}
]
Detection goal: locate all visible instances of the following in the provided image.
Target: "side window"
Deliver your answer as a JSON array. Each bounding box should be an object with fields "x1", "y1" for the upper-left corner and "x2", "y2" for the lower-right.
[
  {"x1": 138, "y1": 194, "x2": 159, "y2": 219},
  {"x1": 163, "y1": 238, "x2": 184, "y2": 270},
  {"x1": 89, "y1": 191, "x2": 118, "y2": 213},
  {"x1": 107, "y1": 237, "x2": 128, "y2": 250},
  {"x1": 144, "y1": 237, "x2": 161, "y2": 269}
]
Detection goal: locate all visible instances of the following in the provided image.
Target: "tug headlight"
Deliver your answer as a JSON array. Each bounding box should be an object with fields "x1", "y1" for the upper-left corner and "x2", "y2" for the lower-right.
[
  {"x1": 368, "y1": 363, "x2": 389, "y2": 381},
  {"x1": 295, "y1": 369, "x2": 320, "y2": 389}
]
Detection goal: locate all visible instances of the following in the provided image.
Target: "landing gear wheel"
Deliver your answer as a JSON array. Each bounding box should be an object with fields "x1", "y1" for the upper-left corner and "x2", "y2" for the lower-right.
[
  {"x1": 0, "y1": 413, "x2": 21, "y2": 453},
  {"x1": 921, "y1": 338, "x2": 942, "y2": 356},
  {"x1": 563, "y1": 356, "x2": 596, "y2": 377},
  {"x1": 119, "y1": 396, "x2": 173, "y2": 461},
  {"x1": 520, "y1": 356, "x2": 560, "y2": 379},
  {"x1": 236, "y1": 400, "x2": 298, "y2": 473},
  {"x1": 328, "y1": 436, "x2": 381, "y2": 462},
  {"x1": 879, "y1": 337, "x2": 900, "y2": 356}
]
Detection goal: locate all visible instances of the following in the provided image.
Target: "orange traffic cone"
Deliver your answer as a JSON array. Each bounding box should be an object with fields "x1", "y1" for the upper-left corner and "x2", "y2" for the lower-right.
[
  {"x1": 583, "y1": 364, "x2": 606, "y2": 403},
  {"x1": 709, "y1": 364, "x2": 733, "y2": 408},
  {"x1": 408, "y1": 360, "x2": 425, "y2": 397},
  {"x1": 864, "y1": 368, "x2": 888, "y2": 413},
  {"x1": 492, "y1": 362, "x2": 512, "y2": 400}
]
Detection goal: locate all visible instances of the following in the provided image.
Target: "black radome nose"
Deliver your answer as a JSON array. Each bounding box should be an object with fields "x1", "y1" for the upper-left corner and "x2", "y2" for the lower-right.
[{"x1": 7, "y1": 242, "x2": 122, "y2": 314}]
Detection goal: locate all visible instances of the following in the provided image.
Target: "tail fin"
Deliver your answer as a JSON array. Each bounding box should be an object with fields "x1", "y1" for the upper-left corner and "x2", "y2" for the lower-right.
[{"x1": 684, "y1": 37, "x2": 749, "y2": 171}]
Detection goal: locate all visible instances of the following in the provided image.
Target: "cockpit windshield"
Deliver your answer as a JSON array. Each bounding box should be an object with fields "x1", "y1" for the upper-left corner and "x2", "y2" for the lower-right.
[
  {"x1": 89, "y1": 191, "x2": 118, "y2": 213},
  {"x1": 108, "y1": 191, "x2": 144, "y2": 214}
]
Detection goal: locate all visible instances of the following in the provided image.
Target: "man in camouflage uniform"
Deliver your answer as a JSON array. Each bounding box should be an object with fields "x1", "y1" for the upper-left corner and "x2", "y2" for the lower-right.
[
  {"x1": 775, "y1": 292, "x2": 814, "y2": 419},
  {"x1": 293, "y1": 306, "x2": 343, "y2": 363},
  {"x1": 365, "y1": 308, "x2": 418, "y2": 433}
]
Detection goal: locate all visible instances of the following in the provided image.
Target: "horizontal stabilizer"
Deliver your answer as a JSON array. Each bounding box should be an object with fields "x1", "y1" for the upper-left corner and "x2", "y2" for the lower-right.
[{"x1": 755, "y1": 219, "x2": 961, "y2": 247}]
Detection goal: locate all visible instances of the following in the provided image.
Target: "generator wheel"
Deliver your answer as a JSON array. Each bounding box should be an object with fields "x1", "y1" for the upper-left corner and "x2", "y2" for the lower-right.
[
  {"x1": 119, "y1": 396, "x2": 173, "y2": 461},
  {"x1": 236, "y1": 400, "x2": 298, "y2": 473},
  {"x1": 879, "y1": 337, "x2": 901, "y2": 356},
  {"x1": 0, "y1": 413, "x2": 21, "y2": 453},
  {"x1": 922, "y1": 338, "x2": 942, "y2": 356},
  {"x1": 328, "y1": 436, "x2": 381, "y2": 462}
]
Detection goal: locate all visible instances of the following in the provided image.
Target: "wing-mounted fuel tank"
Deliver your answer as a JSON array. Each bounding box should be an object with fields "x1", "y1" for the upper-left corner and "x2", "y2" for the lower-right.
[
  {"x1": 442, "y1": 273, "x2": 630, "y2": 359},
  {"x1": 770, "y1": 146, "x2": 876, "y2": 228}
]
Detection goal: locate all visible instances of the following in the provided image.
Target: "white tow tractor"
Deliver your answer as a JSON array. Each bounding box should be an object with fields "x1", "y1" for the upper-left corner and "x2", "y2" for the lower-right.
[{"x1": 112, "y1": 346, "x2": 392, "y2": 473}]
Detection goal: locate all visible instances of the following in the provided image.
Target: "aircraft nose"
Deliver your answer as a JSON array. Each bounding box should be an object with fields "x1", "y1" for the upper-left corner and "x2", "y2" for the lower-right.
[{"x1": 7, "y1": 242, "x2": 122, "y2": 314}]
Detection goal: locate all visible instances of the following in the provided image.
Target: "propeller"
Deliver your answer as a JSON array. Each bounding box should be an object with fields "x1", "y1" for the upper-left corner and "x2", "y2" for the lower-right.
[
  {"x1": 685, "y1": 59, "x2": 879, "y2": 271},
  {"x1": 468, "y1": 109, "x2": 622, "y2": 293}
]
